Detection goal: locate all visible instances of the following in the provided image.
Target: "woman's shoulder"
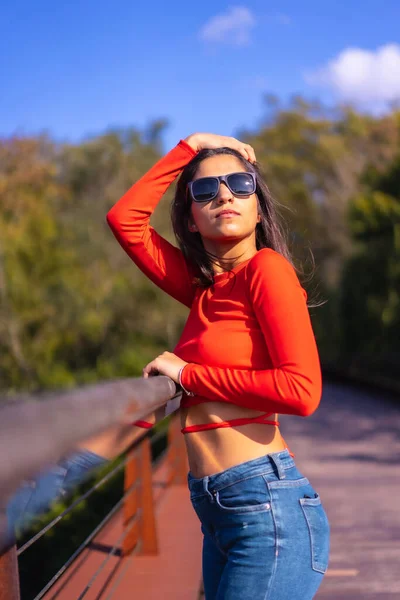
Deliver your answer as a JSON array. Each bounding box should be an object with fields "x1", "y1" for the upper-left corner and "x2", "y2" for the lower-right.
[
  {"x1": 246, "y1": 247, "x2": 295, "y2": 275},
  {"x1": 245, "y1": 248, "x2": 306, "y2": 299}
]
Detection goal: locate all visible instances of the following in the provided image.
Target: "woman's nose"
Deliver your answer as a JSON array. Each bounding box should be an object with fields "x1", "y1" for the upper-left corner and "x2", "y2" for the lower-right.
[{"x1": 217, "y1": 182, "x2": 233, "y2": 202}]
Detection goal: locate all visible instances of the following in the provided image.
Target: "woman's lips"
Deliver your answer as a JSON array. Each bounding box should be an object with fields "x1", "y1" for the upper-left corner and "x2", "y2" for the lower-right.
[{"x1": 216, "y1": 211, "x2": 240, "y2": 218}]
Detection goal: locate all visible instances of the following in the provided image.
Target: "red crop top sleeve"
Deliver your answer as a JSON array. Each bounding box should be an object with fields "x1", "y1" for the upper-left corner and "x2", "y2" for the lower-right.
[
  {"x1": 180, "y1": 249, "x2": 322, "y2": 417},
  {"x1": 106, "y1": 140, "x2": 198, "y2": 308}
]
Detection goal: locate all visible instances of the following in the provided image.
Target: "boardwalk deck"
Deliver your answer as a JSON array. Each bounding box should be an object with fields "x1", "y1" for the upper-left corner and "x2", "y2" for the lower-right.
[
  {"x1": 41, "y1": 380, "x2": 400, "y2": 599},
  {"x1": 42, "y1": 461, "x2": 202, "y2": 600},
  {"x1": 281, "y1": 380, "x2": 400, "y2": 599}
]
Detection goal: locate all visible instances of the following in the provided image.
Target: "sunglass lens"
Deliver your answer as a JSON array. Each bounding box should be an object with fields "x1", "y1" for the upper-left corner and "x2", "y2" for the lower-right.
[
  {"x1": 192, "y1": 178, "x2": 219, "y2": 202},
  {"x1": 227, "y1": 173, "x2": 255, "y2": 195}
]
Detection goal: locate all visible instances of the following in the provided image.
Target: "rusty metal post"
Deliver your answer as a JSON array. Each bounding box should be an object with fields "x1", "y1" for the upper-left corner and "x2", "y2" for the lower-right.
[
  {"x1": 137, "y1": 437, "x2": 158, "y2": 555},
  {"x1": 122, "y1": 449, "x2": 139, "y2": 556},
  {"x1": 175, "y1": 418, "x2": 188, "y2": 484},
  {"x1": 167, "y1": 419, "x2": 177, "y2": 486},
  {"x1": 168, "y1": 417, "x2": 188, "y2": 485},
  {"x1": 0, "y1": 545, "x2": 20, "y2": 600}
]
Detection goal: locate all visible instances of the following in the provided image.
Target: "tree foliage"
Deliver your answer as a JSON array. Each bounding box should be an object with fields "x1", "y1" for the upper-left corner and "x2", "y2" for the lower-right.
[{"x1": 0, "y1": 103, "x2": 399, "y2": 394}]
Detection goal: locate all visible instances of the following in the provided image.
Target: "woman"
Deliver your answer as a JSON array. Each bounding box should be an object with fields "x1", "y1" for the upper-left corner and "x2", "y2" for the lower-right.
[{"x1": 107, "y1": 133, "x2": 330, "y2": 599}]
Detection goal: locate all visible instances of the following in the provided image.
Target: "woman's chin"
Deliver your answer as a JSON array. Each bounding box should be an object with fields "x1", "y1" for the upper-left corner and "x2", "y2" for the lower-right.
[
  {"x1": 211, "y1": 223, "x2": 243, "y2": 235},
  {"x1": 203, "y1": 231, "x2": 244, "y2": 243}
]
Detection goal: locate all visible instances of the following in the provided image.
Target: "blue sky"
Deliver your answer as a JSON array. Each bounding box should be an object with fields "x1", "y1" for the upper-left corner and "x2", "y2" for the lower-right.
[{"x1": 1, "y1": 0, "x2": 400, "y2": 151}]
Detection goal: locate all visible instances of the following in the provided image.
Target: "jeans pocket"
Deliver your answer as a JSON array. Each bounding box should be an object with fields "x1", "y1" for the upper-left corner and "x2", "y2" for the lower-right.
[
  {"x1": 214, "y1": 475, "x2": 272, "y2": 514},
  {"x1": 300, "y1": 494, "x2": 330, "y2": 574}
]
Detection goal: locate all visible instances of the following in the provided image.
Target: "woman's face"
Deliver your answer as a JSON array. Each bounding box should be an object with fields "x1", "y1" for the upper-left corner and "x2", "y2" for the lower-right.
[{"x1": 189, "y1": 155, "x2": 260, "y2": 243}]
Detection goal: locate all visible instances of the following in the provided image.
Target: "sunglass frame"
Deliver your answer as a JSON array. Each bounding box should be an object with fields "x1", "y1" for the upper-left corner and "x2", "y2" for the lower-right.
[{"x1": 187, "y1": 172, "x2": 257, "y2": 203}]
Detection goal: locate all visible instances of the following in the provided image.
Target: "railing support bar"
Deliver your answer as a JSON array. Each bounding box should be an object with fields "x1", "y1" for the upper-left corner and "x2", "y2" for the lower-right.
[
  {"x1": 138, "y1": 437, "x2": 158, "y2": 555},
  {"x1": 168, "y1": 417, "x2": 188, "y2": 485},
  {"x1": 122, "y1": 449, "x2": 139, "y2": 556},
  {"x1": 0, "y1": 544, "x2": 20, "y2": 600}
]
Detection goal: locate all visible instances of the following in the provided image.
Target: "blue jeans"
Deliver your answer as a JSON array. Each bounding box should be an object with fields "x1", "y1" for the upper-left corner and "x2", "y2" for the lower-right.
[
  {"x1": 188, "y1": 449, "x2": 330, "y2": 600},
  {"x1": 6, "y1": 449, "x2": 107, "y2": 539}
]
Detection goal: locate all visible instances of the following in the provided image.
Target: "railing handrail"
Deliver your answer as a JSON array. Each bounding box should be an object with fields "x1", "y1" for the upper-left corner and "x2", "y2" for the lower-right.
[
  {"x1": 17, "y1": 421, "x2": 173, "y2": 558},
  {"x1": 0, "y1": 376, "x2": 179, "y2": 500},
  {"x1": 0, "y1": 405, "x2": 188, "y2": 600}
]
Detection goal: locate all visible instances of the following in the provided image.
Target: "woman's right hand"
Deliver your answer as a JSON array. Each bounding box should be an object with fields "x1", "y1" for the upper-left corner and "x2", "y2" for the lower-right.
[{"x1": 184, "y1": 133, "x2": 256, "y2": 163}]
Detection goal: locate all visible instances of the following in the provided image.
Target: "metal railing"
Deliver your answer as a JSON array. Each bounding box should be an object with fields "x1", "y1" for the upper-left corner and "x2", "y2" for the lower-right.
[
  {"x1": 0, "y1": 375, "x2": 178, "y2": 497},
  {"x1": 0, "y1": 376, "x2": 187, "y2": 600}
]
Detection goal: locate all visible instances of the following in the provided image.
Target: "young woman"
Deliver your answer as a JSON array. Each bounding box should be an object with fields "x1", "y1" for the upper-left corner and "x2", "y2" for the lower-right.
[{"x1": 107, "y1": 133, "x2": 330, "y2": 599}]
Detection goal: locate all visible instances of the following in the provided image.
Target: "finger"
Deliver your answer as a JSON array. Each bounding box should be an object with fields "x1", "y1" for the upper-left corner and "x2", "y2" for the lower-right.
[
  {"x1": 245, "y1": 144, "x2": 256, "y2": 163},
  {"x1": 144, "y1": 366, "x2": 160, "y2": 377},
  {"x1": 242, "y1": 147, "x2": 252, "y2": 162},
  {"x1": 143, "y1": 362, "x2": 155, "y2": 376},
  {"x1": 241, "y1": 144, "x2": 255, "y2": 163},
  {"x1": 225, "y1": 137, "x2": 252, "y2": 162},
  {"x1": 235, "y1": 142, "x2": 250, "y2": 161}
]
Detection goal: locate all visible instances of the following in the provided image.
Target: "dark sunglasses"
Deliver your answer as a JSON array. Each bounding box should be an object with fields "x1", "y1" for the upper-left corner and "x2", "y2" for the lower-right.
[{"x1": 187, "y1": 172, "x2": 256, "y2": 203}]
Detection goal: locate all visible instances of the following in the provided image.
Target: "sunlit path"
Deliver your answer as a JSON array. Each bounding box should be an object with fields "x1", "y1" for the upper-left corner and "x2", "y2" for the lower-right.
[{"x1": 281, "y1": 381, "x2": 400, "y2": 599}]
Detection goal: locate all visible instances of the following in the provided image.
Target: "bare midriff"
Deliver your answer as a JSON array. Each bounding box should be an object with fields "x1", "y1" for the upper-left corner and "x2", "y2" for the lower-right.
[{"x1": 181, "y1": 402, "x2": 287, "y2": 478}]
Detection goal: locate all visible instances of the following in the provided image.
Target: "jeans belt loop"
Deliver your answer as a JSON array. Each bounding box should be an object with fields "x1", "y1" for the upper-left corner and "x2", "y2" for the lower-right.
[
  {"x1": 203, "y1": 476, "x2": 215, "y2": 501},
  {"x1": 269, "y1": 452, "x2": 286, "y2": 480}
]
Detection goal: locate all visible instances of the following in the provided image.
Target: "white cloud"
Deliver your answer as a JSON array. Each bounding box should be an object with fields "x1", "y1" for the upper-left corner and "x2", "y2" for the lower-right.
[
  {"x1": 305, "y1": 43, "x2": 400, "y2": 106},
  {"x1": 199, "y1": 6, "x2": 256, "y2": 46}
]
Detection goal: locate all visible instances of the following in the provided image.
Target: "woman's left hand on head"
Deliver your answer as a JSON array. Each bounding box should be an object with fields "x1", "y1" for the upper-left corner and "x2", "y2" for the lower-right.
[{"x1": 142, "y1": 351, "x2": 188, "y2": 384}]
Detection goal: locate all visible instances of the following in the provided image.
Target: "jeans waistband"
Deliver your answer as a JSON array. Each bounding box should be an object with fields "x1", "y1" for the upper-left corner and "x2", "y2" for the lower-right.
[{"x1": 188, "y1": 449, "x2": 295, "y2": 497}]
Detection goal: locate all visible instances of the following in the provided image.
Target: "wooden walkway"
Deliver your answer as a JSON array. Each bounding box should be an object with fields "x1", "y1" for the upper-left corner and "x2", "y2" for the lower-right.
[
  {"x1": 283, "y1": 380, "x2": 400, "y2": 599},
  {"x1": 42, "y1": 458, "x2": 202, "y2": 600},
  {"x1": 42, "y1": 380, "x2": 399, "y2": 599}
]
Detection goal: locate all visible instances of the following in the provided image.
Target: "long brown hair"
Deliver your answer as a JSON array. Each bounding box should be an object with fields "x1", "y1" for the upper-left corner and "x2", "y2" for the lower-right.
[{"x1": 171, "y1": 147, "x2": 294, "y2": 287}]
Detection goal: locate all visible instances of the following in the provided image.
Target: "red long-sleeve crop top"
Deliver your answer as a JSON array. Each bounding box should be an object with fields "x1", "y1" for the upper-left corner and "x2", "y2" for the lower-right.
[{"x1": 106, "y1": 139, "x2": 322, "y2": 437}]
